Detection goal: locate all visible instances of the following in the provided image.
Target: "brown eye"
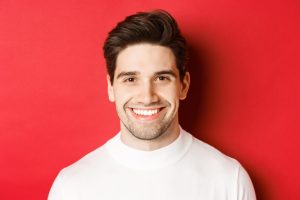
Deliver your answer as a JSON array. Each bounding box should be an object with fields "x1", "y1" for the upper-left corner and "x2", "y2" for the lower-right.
[
  {"x1": 128, "y1": 78, "x2": 135, "y2": 82},
  {"x1": 124, "y1": 77, "x2": 135, "y2": 82},
  {"x1": 156, "y1": 76, "x2": 170, "y2": 81}
]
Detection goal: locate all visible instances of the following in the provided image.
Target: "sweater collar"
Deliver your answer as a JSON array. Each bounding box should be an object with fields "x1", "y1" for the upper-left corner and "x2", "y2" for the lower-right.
[{"x1": 105, "y1": 127, "x2": 193, "y2": 170}]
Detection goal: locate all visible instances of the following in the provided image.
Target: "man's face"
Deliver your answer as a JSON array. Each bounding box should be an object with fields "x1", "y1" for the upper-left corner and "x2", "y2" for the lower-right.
[{"x1": 108, "y1": 43, "x2": 189, "y2": 140}]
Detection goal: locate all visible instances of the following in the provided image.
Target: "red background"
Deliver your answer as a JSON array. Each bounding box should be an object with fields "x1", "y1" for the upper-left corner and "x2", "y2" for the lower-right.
[{"x1": 0, "y1": 0, "x2": 299, "y2": 199}]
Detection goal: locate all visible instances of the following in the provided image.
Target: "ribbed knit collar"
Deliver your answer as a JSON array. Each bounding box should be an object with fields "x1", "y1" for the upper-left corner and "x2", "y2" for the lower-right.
[{"x1": 105, "y1": 127, "x2": 193, "y2": 170}]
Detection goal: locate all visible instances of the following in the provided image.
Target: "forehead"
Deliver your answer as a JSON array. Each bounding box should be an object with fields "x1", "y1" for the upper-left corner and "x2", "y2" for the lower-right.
[{"x1": 115, "y1": 43, "x2": 177, "y2": 74}]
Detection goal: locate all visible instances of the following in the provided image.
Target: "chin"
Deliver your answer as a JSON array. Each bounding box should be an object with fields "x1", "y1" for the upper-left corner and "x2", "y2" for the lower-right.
[{"x1": 127, "y1": 122, "x2": 171, "y2": 141}]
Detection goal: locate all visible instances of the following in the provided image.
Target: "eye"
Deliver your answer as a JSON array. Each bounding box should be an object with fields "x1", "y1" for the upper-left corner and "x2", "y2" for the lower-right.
[
  {"x1": 124, "y1": 77, "x2": 135, "y2": 82},
  {"x1": 156, "y1": 75, "x2": 170, "y2": 81}
]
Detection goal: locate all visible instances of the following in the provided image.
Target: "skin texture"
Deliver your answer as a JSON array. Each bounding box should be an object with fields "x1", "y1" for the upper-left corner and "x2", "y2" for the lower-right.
[{"x1": 107, "y1": 43, "x2": 190, "y2": 151}]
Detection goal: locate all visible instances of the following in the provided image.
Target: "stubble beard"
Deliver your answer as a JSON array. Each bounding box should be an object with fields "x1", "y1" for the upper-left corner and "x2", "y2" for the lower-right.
[
  {"x1": 121, "y1": 116, "x2": 174, "y2": 140},
  {"x1": 118, "y1": 102, "x2": 176, "y2": 141}
]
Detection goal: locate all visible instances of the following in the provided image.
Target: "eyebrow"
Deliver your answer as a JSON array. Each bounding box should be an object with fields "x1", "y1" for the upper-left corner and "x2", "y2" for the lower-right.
[
  {"x1": 115, "y1": 70, "x2": 177, "y2": 80},
  {"x1": 116, "y1": 71, "x2": 140, "y2": 79},
  {"x1": 154, "y1": 70, "x2": 177, "y2": 78}
]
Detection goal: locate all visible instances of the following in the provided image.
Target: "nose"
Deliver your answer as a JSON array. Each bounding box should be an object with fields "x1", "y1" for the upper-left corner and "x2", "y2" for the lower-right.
[{"x1": 136, "y1": 81, "x2": 159, "y2": 105}]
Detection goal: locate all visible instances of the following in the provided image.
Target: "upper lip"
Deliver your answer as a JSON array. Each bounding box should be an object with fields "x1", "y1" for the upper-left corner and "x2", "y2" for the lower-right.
[{"x1": 129, "y1": 107, "x2": 164, "y2": 110}]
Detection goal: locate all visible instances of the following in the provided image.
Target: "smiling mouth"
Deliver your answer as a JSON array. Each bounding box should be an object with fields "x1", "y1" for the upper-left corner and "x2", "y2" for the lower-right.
[{"x1": 129, "y1": 107, "x2": 165, "y2": 120}]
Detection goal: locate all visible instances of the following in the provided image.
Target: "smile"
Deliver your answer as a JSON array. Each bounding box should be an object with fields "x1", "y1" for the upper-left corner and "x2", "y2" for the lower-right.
[
  {"x1": 132, "y1": 108, "x2": 160, "y2": 116},
  {"x1": 129, "y1": 107, "x2": 165, "y2": 121}
]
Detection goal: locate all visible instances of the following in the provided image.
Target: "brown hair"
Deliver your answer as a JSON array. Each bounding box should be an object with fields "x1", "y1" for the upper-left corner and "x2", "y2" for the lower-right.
[{"x1": 103, "y1": 10, "x2": 187, "y2": 84}]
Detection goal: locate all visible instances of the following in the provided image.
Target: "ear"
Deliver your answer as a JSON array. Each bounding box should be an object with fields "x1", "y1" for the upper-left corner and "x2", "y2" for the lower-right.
[
  {"x1": 107, "y1": 75, "x2": 115, "y2": 102},
  {"x1": 179, "y1": 72, "x2": 190, "y2": 100}
]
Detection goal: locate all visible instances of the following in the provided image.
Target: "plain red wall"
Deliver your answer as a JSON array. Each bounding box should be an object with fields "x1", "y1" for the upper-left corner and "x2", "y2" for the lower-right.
[{"x1": 0, "y1": 0, "x2": 299, "y2": 199}]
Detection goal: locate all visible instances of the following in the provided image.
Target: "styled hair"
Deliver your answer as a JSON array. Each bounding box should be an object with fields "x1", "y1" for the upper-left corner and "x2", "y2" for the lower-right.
[{"x1": 103, "y1": 10, "x2": 188, "y2": 84}]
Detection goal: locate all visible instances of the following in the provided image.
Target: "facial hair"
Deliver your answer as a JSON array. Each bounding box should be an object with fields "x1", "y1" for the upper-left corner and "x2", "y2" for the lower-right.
[{"x1": 118, "y1": 101, "x2": 176, "y2": 141}]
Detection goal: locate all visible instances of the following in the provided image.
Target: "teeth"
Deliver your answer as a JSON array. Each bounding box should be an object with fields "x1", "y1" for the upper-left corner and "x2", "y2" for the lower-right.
[{"x1": 132, "y1": 108, "x2": 160, "y2": 116}]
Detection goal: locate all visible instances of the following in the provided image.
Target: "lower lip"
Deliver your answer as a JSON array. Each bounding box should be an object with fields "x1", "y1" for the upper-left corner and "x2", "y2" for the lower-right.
[{"x1": 129, "y1": 108, "x2": 164, "y2": 121}]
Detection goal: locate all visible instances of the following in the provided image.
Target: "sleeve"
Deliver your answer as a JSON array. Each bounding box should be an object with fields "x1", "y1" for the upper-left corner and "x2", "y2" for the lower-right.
[
  {"x1": 48, "y1": 174, "x2": 64, "y2": 200},
  {"x1": 236, "y1": 164, "x2": 257, "y2": 200},
  {"x1": 48, "y1": 171, "x2": 78, "y2": 200}
]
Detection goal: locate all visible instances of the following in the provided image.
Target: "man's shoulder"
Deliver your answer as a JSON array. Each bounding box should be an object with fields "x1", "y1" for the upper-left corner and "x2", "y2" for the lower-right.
[
  {"x1": 186, "y1": 131, "x2": 241, "y2": 174},
  {"x1": 182, "y1": 131, "x2": 256, "y2": 199},
  {"x1": 57, "y1": 139, "x2": 113, "y2": 180}
]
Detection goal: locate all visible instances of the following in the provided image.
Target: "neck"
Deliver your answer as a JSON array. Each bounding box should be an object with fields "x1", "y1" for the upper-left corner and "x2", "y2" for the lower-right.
[{"x1": 120, "y1": 119, "x2": 180, "y2": 151}]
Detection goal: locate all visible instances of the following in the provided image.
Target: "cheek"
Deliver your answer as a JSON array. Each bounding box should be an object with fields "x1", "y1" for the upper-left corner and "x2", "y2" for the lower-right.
[
  {"x1": 158, "y1": 86, "x2": 181, "y2": 102},
  {"x1": 113, "y1": 87, "x2": 133, "y2": 104},
  {"x1": 162, "y1": 83, "x2": 181, "y2": 95}
]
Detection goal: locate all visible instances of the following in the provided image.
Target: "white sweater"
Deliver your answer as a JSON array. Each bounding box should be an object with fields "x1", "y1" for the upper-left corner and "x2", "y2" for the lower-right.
[{"x1": 48, "y1": 128, "x2": 256, "y2": 200}]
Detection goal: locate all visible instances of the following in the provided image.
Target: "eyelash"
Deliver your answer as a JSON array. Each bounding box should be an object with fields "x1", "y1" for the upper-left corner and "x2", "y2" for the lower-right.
[
  {"x1": 124, "y1": 77, "x2": 135, "y2": 82},
  {"x1": 123, "y1": 76, "x2": 171, "y2": 83},
  {"x1": 156, "y1": 76, "x2": 170, "y2": 81}
]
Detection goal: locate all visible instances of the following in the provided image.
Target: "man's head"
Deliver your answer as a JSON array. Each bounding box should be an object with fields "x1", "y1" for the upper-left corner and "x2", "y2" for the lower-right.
[
  {"x1": 103, "y1": 10, "x2": 188, "y2": 84},
  {"x1": 103, "y1": 10, "x2": 190, "y2": 146}
]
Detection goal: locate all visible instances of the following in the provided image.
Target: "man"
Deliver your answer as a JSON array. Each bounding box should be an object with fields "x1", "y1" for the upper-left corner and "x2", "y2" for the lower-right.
[{"x1": 48, "y1": 10, "x2": 256, "y2": 200}]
